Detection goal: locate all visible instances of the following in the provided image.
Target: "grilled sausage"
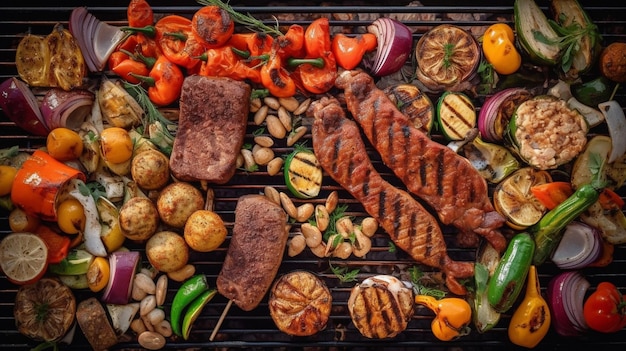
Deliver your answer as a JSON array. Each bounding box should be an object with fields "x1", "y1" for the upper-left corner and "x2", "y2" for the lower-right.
[
  {"x1": 216, "y1": 194, "x2": 289, "y2": 311},
  {"x1": 310, "y1": 97, "x2": 473, "y2": 295},
  {"x1": 335, "y1": 70, "x2": 507, "y2": 253}
]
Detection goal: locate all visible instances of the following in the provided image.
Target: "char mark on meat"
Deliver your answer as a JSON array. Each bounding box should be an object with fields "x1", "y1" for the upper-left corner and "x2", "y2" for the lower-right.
[
  {"x1": 335, "y1": 70, "x2": 507, "y2": 253},
  {"x1": 311, "y1": 97, "x2": 473, "y2": 295}
]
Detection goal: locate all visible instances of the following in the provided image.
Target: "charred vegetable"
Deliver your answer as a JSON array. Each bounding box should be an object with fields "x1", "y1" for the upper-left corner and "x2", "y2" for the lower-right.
[{"x1": 514, "y1": 0, "x2": 561, "y2": 66}]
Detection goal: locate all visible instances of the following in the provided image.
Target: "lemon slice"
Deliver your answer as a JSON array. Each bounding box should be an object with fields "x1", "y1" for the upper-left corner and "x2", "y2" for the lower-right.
[
  {"x1": 493, "y1": 167, "x2": 552, "y2": 230},
  {"x1": 0, "y1": 232, "x2": 49, "y2": 285}
]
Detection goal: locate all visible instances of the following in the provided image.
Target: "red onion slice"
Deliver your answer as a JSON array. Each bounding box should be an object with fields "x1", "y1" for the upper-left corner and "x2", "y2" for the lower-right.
[
  {"x1": 365, "y1": 18, "x2": 413, "y2": 77},
  {"x1": 101, "y1": 251, "x2": 141, "y2": 305},
  {"x1": 70, "y1": 7, "x2": 125, "y2": 72},
  {"x1": 0, "y1": 77, "x2": 49, "y2": 136},
  {"x1": 41, "y1": 88, "x2": 95, "y2": 130}
]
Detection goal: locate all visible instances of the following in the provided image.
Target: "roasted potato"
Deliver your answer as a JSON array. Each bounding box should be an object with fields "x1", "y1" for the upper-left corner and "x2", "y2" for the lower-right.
[
  {"x1": 131, "y1": 149, "x2": 170, "y2": 190},
  {"x1": 183, "y1": 210, "x2": 227, "y2": 252},
  {"x1": 119, "y1": 197, "x2": 159, "y2": 242},
  {"x1": 156, "y1": 182, "x2": 204, "y2": 228},
  {"x1": 145, "y1": 231, "x2": 189, "y2": 273}
]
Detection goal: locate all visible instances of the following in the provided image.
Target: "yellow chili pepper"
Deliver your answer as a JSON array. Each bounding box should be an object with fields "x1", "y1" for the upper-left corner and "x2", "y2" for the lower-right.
[
  {"x1": 482, "y1": 23, "x2": 522, "y2": 75},
  {"x1": 508, "y1": 265, "x2": 551, "y2": 348},
  {"x1": 415, "y1": 295, "x2": 472, "y2": 341}
]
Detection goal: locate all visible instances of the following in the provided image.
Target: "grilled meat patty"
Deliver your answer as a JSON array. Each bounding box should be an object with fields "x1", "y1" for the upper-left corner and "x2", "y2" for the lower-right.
[
  {"x1": 269, "y1": 270, "x2": 332, "y2": 336},
  {"x1": 347, "y1": 275, "x2": 414, "y2": 339},
  {"x1": 169, "y1": 75, "x2": 251, "y2": 184},
  {"x1": 217, "y1": 194, "x2": 289, "y2": 311},
  {"x1": 311, "y1": 97, "x2": 473, "y2": 295},
  {"x1": 335, "y1": 70, "x2": 507, "y2": 252}
]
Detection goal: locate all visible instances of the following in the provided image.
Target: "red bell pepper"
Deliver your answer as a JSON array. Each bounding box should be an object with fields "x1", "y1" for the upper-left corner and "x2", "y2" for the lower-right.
[
  {"x1": 198, "y1": 46, "x2": 261, "y2": 83},
  {"x1": 332, "y1": 33, "x2": 377, "y2": 70},
  {"x1": 260, "y1": 47, "x2": 296, "y2": 98},
  {"x1": 131, "y1": 55, "x2": 184, "y2": 106},
  {"x1": 583, "y1": 282, "x2": 626, "y2": 333},
  {"x1": 35, "y1": 225, "x2": 71, "y2": 264}
]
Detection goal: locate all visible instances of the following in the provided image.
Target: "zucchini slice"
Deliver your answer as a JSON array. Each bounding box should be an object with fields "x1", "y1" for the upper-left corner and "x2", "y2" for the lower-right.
[
  {"x1": 284, "y1": 148, "x2": 323, "y2": 199},
  {"x1": 514, "y1": 0, "x2": 561, "y2": 66},
  {"x1": 436, "y1": 91, "x2": 476, "y2": 141},
  {"x1": 384, "y1": 84, "x2": 434, "y2": 134}
]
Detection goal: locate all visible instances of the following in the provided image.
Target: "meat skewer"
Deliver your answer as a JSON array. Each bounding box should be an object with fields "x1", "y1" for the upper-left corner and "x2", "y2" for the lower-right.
[
  {"x1": 210, "y1": 194, "x2": 290, "y2": 340},
  {"x1": 310, "y1": 96, "x2": 474, "y2": 295},
  {"x1": 335, "y1": 70, "x2": 507, "y2": 253}
]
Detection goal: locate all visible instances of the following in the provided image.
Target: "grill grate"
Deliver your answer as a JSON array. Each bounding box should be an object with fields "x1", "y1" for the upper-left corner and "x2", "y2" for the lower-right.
[{"x1": 1, "y1": 1, "x2": 626, "y2": 350}]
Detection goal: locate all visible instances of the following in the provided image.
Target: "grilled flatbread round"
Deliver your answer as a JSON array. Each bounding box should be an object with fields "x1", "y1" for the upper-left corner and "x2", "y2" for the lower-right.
[{"x1": 269, "y1": 270, "x2": 332, "y2": 336}]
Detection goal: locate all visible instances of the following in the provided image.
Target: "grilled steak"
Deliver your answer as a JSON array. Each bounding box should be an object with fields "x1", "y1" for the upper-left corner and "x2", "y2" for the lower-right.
[
  {"x1": 311, "y1": 97, "x2": 473, "y2": 295},
  {"x1": 217, "y1": 194, "x2": 289, "y2": 311},
  {"x1": 335, "y1": 70, "x2": 507, "y2": 252},
  {"x1": 269, "y1": 270, "x2": 332, "y2": 336},
  {"x1": 169, "y1": 75, "x2": 251, "y2": 184},
  {"x1": 347, "y1": 275, "x2": 414, "y2": 339}
]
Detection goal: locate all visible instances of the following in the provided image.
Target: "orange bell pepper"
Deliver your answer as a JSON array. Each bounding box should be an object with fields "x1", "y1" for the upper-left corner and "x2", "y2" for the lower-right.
[
  {"x1": 11, "y1": 150, "x2": 85, "y2": 221},
  {"x1": 260, "y1": 47, "x2": 296, "y2": 98},
  {"x1": 331, "y1": 33, "x2": 377, "y2": 70},
  {"x1": 530, "y1": 181, "x2": 574, "y2": 210},
  {"x1": 130, "y1": 55, "x2": 184, "y2": 106},
  {"x1": 155, "y1": 15, "x2": 205, "y2": 70},
  {"x1": 191, "y1": 5, "x2": 234, "y2": 48},
  {"x1": 35, "y1": 225, "x2": 71, "y2": 264},
  {"x1": 199, "y1": 46, "x2": 261, "y2": 83},
  {"x1": 277, "y1": 24, "x2": 305, "y2": 59},
  {"x1": 108, "y1": 51, "x2": 150, "y2": 84},
  {"x1": 127, "y1": 0, "x2": 154, "y2": 28},
  {"x1": 227, "y1": 32, "x2": 273, "y2": 65},
  {"x1": 292, "y1": 18, "x2": 337, "y2": 94}
]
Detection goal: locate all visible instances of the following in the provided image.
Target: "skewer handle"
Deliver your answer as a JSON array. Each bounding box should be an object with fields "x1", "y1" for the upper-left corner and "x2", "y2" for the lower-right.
[{"x1": 209, "y1": 299, "x2": 233, "y2": 342}]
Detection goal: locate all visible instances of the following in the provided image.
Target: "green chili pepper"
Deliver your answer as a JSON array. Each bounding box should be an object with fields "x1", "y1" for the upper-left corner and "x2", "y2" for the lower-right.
[
  {"x1": 182, "y1": 289, "x2": 217, "y2": 340},
  {"x1": 531, "y1": 182, "x2": 603, "y2": 265},
  {"x1": 487, "y1": 232, "x2": 535, "y2": 313},
  {"x1": 170, "y1": 274, "x2": 210, "y2": 336}
]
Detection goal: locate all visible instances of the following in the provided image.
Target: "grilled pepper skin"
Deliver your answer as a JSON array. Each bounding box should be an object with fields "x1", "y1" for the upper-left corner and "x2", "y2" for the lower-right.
[
  {"x1": 508, "y1": 265, "x2": 551, "y2": 348},
  {"x1": 531, "y1": 182, "x2": 603, "y2": 265},
  {"x1": 487, "y1": 232, "x2": 535, "y2": 313},
  {"x1": 170, "y1": 274, "x2": 210, "y2": 336}
]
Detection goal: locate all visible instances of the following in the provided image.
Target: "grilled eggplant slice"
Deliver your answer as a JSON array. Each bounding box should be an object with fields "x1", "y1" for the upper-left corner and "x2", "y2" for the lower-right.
[
  {"x1": 269, "y1": 270, "x2": 332, "y2": 336},
  {"x1": 384, "y1": 84, "x2": 434, "y2": 134},
  {"x1": 514, "y1": 0, "x2": 561, "y2": 66},
  {"x1": 550, "y1": 0, "x2": 601, "y2": 80},
  {"x1": 348, "y1": 275, "x2": 414, "y2": 339},
  {"x1": 415, "y1": 24, "x2": 480, "y2": 92}
]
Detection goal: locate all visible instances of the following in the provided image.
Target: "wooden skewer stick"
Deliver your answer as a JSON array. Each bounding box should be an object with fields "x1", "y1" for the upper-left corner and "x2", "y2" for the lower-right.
[{"x1": 210, "y1": 299, "x2": 233, "y2": 341}]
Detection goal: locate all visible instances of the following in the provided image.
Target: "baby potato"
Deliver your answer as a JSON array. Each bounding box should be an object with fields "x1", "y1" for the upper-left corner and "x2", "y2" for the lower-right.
[
  {"x1": 119, "y1": 197, "x2": 160, "y2": 242},
  {"x1": 146, "y1": 231, "x2": 189, "y2": 273},
  {"x1": 131, "y1": 149, "x2": 170, "y2": 190},
  {"x1": 157, "y1": 182, "x2": 204, "y2": 228},
  {"x1": 184, "y1": 210, "x2": 227, "y2": 252}
]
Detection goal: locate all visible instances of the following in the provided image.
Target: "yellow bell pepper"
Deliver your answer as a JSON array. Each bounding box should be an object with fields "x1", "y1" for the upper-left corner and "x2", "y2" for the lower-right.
[
  {"x1": 508, "y1": 265, "x2": 551, "y2": 348},
  {"x1": 415, "y1": 295, "x2": 472, "y2": 341},
  {"x1": 482, "y1": 23, "x2": 522, "y2": 75}
]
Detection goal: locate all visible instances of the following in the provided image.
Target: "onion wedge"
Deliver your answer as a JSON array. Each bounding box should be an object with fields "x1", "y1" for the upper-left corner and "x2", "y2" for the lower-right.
[{"x1": 598, "y1": 100, "x2": 626, "y2": 163}]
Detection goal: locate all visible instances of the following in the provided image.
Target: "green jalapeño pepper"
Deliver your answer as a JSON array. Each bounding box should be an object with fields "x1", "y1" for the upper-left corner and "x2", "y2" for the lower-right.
[
  {"x1": 182, "y1": 289, "x2": 217, "y2": 340},
  {"x1": 487, "y1": 232, "x2": 535, "y2": 313},
  {"x1": 170, "y1": 274, "x2": 210, "y2": 336}
]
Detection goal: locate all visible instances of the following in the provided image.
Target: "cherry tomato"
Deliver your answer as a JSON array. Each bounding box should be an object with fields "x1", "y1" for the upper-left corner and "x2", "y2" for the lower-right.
[
  {"x1": 56, "y1": 198, "x2": 86, "y2": 235},
  {"x1": 46, "y1": 127, "x2": 84, "y2": 161},
  {"x1": 99, "y1": 127, "x2": 134, "y2": 164},
  {"x1": 0, "y1": 165, "x2": 18, "y2": 196}
]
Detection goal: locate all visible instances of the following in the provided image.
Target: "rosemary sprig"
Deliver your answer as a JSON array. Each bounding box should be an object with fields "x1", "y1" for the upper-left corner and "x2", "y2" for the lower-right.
[
  {"x1": 409, "y1": 266, "x2": 446, "y2": 299},
  {"x1": 197, "y1": 0, "x2": 283, "y2": 36},
  {"x1": 329, "y1": 262, "x2": 360, "y2": 284},
  {"x1": 535, "y1": 19, "x2": 600, "y2": 74}
]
